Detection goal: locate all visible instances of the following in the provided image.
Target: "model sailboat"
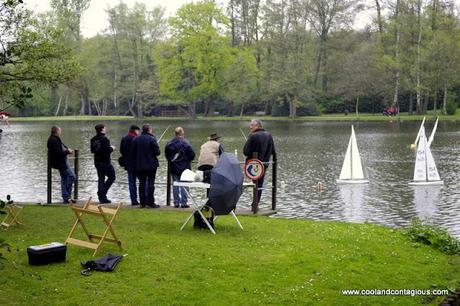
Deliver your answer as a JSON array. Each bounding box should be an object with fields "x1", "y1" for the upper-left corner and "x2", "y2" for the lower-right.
[
  {"x1": 409, "y1": 125, "x2": 443, "y2": 185},
  {"x1": 337, "y1": 125, "x2": 369, "y2": 184}
]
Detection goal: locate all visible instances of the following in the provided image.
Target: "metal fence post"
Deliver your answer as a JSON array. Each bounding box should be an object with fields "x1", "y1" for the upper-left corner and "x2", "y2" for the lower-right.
[
  {"x1": 252, "y1": 152, "x2": 259, "y2": 214},
  {"x1": 166, "y1": 162, "x2": 171, "y2": 206},
  {"x1": 47, "y1": 151, "x2": 52, "y2": 204},
  {"x1": 272, "y1": 152, "x2": 277, "y2": 211},
  {"x1": 73, "y1": 149, "x2": 79, "y2": 200}
]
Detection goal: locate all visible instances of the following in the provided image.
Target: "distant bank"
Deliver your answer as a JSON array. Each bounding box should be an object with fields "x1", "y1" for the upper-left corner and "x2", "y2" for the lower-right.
[{"x1": 8, "y1": 112, "x2": 460, "y2": 122}]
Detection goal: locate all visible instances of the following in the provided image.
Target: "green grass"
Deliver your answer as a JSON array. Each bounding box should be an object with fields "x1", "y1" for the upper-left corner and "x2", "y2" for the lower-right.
[
  {"x1": 8, "y1": 110, "x2": 460, "y2": 122},
  {"x1": 1, "y1": 206, "x2": 459, "y2": 305}
]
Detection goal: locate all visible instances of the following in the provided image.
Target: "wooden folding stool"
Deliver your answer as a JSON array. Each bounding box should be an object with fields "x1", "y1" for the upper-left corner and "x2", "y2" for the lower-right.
[
  {"x1": 1, "y1": 205, "x2": 24, "y2": 229},
  {"x1": 65, "y1": 197, "x2": 123, "y2": 256}
]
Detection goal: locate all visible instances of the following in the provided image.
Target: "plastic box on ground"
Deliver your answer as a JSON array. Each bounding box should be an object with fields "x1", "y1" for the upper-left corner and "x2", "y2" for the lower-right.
[{"x1": 27, "y1": 242, "x2": 67, "y2": 265}]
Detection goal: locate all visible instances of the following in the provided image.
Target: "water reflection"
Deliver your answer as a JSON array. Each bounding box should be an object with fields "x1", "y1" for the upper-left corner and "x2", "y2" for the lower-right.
[
  {"x1": 411, "y1": 185, "x2": 441, "y2": 221},
  {"x1": 338, "y1": 184, "x2": 368, "y2": 223}
]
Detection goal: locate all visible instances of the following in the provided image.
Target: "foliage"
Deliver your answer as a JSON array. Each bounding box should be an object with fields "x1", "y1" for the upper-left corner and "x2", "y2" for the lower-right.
[
  {"x1": 405, "y1": 218, "x2": 460, "y2": 255},
  {"x1": 1, "y1": 206, "x2": 460, "y2": 304},
  {"x1": 445, "y1": 97, "x2": 458, "y2": 116}
]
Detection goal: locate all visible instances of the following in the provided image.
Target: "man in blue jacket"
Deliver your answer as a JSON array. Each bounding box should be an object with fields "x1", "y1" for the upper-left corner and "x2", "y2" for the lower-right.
[
  {"x1": 243, "y1": 119, "x2": 276, "y2": 204},
  {"x1": 47, "y1": 126, "x2": 76, "y2": 203},
  {"x1": 133, "y1": 124, "x2": 160, "y2": 208},
  {"x1": 91, "y1": 124, "x2": 115, "y2": 204},
  {"x1": 165, "y1": 127, "x2": 195, "y2": 208},
  {"x1": 120, "y1": 125, "x2": 140, "y2": 206}
]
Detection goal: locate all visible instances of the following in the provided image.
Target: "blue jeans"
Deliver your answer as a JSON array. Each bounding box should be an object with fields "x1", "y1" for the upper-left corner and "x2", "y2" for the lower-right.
[
  {"x1": 95, "y1": 162, "x2": 115, "y2": 201},
  {"x1": 254, "y1": 164, "x2": 268, "y2": 204},
  {"x1": 172, "y1": 174, "x2": 187, "y2": 206},
  {"x1": 127, "y1": 170, "x2": 138, "y2": 204},
  {"x1": 59, "y1": 165, "x2": 75, "y2": 202}
]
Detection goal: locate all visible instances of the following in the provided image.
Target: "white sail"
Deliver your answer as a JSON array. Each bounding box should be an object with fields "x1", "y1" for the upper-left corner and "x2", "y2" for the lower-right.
[
  {"x1": 338, "y1": 126, "x2": 368, "y2": 184},
  {"x1": 410, "y1": 126, "x2": 443, "y2": 185},
  {"x1": 427, "y1": 116, "x2": 439, "y2": 148},
  {"x1": 414, "y1": 116, "x2": 426, "y2": 147},
  {"x1": 413, "y1": 127, "x2": 428, "y2": 181}
]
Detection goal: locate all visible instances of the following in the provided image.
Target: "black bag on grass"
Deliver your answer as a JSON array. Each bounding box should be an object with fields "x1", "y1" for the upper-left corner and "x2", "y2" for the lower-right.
[
  {"x1": 81, "y1": 253, "x2": 123, "y2": 276},
  {"x1": 193, "y1": 205, "x2": 215, "y2": 230}
]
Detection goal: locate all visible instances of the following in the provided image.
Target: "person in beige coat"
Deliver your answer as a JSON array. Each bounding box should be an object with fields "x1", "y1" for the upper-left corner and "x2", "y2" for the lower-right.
[{"x1": 197, "y1": 132, "x2": 224, "y2": 185}]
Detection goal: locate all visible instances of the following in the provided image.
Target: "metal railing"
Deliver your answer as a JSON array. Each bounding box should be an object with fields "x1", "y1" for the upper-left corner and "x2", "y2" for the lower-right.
[{"x1": 47, "y1": 150, "x2": 277, "y2": 213}]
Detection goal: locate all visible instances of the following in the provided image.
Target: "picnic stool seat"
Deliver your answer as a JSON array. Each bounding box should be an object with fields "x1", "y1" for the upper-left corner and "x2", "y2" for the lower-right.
[{"x1": 65, "y1": 197, "x2": 123, "y2": 257}]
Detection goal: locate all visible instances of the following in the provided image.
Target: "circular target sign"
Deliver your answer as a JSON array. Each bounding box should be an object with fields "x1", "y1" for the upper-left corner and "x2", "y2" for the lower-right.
[{"x1": 244, "y1": 159, "x2": 265, "y2": 180}]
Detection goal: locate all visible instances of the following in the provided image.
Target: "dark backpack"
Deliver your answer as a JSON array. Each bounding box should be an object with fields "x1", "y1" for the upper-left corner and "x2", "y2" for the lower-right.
[{"x1": 193, "y1": 206, "x2": 215, "y2": 230}]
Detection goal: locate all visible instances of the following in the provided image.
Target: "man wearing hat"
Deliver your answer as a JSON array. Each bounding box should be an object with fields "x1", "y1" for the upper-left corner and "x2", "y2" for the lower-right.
[
  {"x1": 197, "y1": 132, "x2": 224, "y2": 186},
  {"x1": 90, "y1": 124, "x2": 115, "y2": 204},
  {"x1": 120, "y1": 125, "x2": 141, "y2": 205}
]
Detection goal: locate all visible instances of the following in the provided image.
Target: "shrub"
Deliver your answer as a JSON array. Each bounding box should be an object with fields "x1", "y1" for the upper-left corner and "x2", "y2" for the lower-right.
[
  {"x1": 405, "y1": 218, "x2": 460, "y2": 255},
  {"x1": 446, "y1": 99, "x2": 457, "y2": 115}
]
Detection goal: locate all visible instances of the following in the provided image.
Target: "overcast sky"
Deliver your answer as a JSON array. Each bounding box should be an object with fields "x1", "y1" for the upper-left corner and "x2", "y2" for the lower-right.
[
  {"x1": 25, "y1": 0, "x2": 459, "y2": 38},
  {"x1": 24, "y1": 0, "x2": 229, "y2": 37}
]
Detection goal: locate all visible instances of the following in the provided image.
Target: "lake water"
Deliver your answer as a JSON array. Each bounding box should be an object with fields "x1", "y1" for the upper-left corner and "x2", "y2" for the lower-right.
[{"x1": 0, "y1": 119, "x2": 459, "y2": 237}]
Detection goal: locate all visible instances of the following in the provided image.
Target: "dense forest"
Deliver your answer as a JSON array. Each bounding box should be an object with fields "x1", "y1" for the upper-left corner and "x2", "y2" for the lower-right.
[{"x1": 1, "y1": 0, "x2": 459, "y2": 118}]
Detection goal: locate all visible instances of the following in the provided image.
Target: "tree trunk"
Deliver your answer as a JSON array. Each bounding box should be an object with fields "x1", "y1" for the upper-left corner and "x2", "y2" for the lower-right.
[
  {"x1": 416, "y1": 0, "x2": 422, "y2": 114},
  {"x1": 355, "y1": 97, "x2": 359, "y2": 117},
  {"x1": 63, "y1": 90, "x2": 69, "y2": 116},
  {"x1": 313, "y1": 41, "x2": 323, "y2": 89},
  {"x1": 240, "y1": 104, "x2": 244, "y2": 118},
  {"x1": 433, "y1": 90, "x2": 438, "y2": 114},
  {"x1": 188, "y1": 101, "x2": 197, "y2": 119},
  {"x1": 393, "y1": 0, "x2": 401, "y2": 108},
  {"x1": 289, "y1": 96, "x2": 296, "y2": 119},
  {"x1": 409, "y1": 92, "x2": 414, "y2": 115},
  {"x1": 54, "y1": 95, "x2": 62, "y2": 116},
  {"x1": 442, "y1": 82, "x2": 447, "y2": 115},
  {"x1": 375, "y1": 0, "x2": 384, "y2": 35}
]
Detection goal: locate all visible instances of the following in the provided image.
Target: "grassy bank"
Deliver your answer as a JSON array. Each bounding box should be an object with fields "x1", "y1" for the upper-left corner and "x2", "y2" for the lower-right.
[
  {"x1": 8, "y1": 111, "x2": 460, "y2": 123},
  {"x1": 1, "y1": 206, "x2": 459, "y2": 305}
]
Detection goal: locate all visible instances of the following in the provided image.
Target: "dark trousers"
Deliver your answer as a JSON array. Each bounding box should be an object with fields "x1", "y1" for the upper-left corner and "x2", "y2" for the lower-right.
[
  {"x1": 254, "y1": 164, "x2": 268, "y2": 204},
  {"x1": 59, "y1": 164, "x2": 75, "y2": 202},
  {"x1": 127, "y1": 170, "x2": 138, "y2": 205},
  {"x1": 95, "y1": 162, "x2": 115, "y2": 201},
  {"x1": 138, "y1": 168, "x2": 157, "y2": 206}
]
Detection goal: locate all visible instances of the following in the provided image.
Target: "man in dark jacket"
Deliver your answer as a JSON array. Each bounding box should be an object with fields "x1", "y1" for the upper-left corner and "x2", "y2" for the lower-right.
[
  {"x1": 133, "y1": 124, "x2": 160, "y2": 208},
  {"x1": 243, "y1": 119, "x2": 276, "y2": 203},
  {"x1": 165, "y1": 127, "x2": 195, "y2": 208},
  {"x1": 120, "y1": 125, "x2": 140, "y2": 206},
  {"x1": 90, "y1": 124, "x2": 115, "y2": 204},
  {"x1": 47, "y1": 126, "x2": 76, "y2": 203}
]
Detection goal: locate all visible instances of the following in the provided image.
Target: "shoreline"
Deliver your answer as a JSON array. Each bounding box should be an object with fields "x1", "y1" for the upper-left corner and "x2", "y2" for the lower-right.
[{"x1": 8, "y1": 113, "x2": 459, "y2": 122}]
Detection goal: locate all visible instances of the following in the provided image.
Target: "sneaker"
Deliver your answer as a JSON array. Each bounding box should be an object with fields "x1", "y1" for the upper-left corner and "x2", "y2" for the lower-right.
[
  {"x1": 174, "y1": 204, "x2": 180, "y2": 208},
  {"x1": 64, "y1": 198, "x2": 76, "y2": 204},
  {"x1": 181, "y1": 204, "x2": 190, "y2": 208},
  {"x1": 131, "y1": 202, "x2": 140, "y2": 206},
  {"x1": 99, "y1": 199, "x2": 112, "y2": 204}
]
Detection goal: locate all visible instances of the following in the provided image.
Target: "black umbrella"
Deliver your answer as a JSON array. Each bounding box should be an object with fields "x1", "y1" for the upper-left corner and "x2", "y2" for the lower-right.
[
  {"x1": 81, "y1": 253, "x2": 123, "y2": 276},
  {"x1": 208, "y1": 153, "x2": 244, "y2": 215}
]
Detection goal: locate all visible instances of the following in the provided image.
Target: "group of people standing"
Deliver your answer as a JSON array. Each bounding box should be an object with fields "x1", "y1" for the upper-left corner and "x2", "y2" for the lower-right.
[{"x1": 47, "y1": 119, "x2": 275, "y2": 208}]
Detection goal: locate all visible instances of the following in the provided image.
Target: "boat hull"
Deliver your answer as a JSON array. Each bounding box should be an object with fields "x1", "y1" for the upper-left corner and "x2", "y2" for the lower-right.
[
  {"x1": 337, "y1": 179, "x2": 369, "y2": 184},
  {"x1": 408, "y1": 180, "x2": 443, "y2": 186}
]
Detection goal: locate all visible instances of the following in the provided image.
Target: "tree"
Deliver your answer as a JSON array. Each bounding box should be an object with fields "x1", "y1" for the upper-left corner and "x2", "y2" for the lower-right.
[
  {"x1": 0, "y1": 1, "x2": 81, "y2": 113},
  {"x1": 106, "y1": 2, "x2": 166, "y2": 117},
  {"x1": 160, "y1": 0, "x2": 231, "y2": 117}
]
